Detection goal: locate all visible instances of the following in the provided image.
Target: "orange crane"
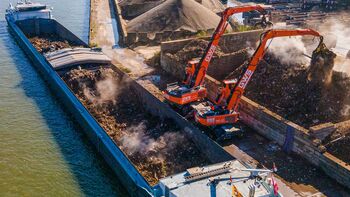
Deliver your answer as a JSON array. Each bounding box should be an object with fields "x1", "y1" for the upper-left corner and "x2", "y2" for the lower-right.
[
  {"x1": 163, "y1": 5, "x2": 271, "y2": 107},
  {"x1": 194, "y1": 29, "x2": 326, "y2": 128}
]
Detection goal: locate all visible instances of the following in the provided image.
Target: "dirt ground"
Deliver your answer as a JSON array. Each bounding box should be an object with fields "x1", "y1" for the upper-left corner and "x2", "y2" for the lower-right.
[{"x1": 61, "y1": 67, "x2": 210, "y2": 185}]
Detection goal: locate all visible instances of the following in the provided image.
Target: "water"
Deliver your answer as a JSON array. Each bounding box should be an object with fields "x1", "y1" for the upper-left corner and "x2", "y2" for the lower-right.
[{"x1": 0, "y1": 0, "x2": 128, "y2": 196}]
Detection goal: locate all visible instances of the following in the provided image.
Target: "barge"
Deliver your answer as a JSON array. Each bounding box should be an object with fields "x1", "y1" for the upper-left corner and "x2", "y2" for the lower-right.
[{"x1": 5, "y1": 1, "x2": 282, "y2": 196}]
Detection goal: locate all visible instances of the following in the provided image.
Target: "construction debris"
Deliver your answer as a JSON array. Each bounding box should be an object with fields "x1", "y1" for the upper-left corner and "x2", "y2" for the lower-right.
[
  {"x1": 61, "y1": 67, "x2": 209, "y2": 185},
  {"x1": 127, "y1": 0, "x2": 224, "y2": 32},
  {"x1": 29, "y1": 34, "x2": 78, "y2": 53}
]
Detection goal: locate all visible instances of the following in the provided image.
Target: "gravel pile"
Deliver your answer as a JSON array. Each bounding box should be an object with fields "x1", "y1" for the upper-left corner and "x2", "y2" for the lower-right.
[{"x1": 127, "y1": 0, "x2": 224, "y2": 32}]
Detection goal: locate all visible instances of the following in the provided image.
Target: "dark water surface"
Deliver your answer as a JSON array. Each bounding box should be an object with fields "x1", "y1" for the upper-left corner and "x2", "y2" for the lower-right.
[{"x1": 0, "y1": 0, "x2": 127, "y2": 196}]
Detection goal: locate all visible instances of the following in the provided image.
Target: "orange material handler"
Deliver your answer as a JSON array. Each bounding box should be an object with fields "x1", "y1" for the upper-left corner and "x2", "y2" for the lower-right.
[
  {"x1": 195, "y1": 29, "x2": 326, "y2": 127},
  {"x1": 163, "y1": 5, "x2": 271, "y2": 107}
]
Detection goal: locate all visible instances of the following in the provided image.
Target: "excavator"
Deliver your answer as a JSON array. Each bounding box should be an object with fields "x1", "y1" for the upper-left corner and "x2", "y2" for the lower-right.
[
  {"x1": 163, "y1": 5, "x2": 272, "y2": 109},
  {"x1": 194, "y1": 29, "x2": 327, "y2": 140}
]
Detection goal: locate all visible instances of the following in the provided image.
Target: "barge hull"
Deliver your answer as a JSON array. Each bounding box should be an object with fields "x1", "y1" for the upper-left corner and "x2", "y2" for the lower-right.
[{"x1": 6, "y1": 18, "x2": 152, "y2": 197}]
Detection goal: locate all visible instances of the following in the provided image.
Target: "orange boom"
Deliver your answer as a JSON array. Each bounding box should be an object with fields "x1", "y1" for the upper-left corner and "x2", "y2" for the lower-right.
[
  {"x1": 163, "y1": 5, "x2": 271, "y2": 108},
  {"x1": 195, "y1": 29, "x2": 325, "y2": 127}
]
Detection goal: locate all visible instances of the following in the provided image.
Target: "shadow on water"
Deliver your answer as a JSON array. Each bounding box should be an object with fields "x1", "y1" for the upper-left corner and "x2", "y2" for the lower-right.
[{"x1": 0, "y1": 20, "x2": 129, "y2": 197}]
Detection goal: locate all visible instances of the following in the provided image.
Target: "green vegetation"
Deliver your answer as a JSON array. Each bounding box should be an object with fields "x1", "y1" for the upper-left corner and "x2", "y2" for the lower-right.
[
  {"x1": 89, "y1": 22, "x2": 96, "y2": 41},
  {"x1": 235, "y1": 25, "x2": 258, "y2": 32},
  {"x1": 89, "y1": 42, "x2": 98, "y2": 48},
  {"x1": 119, "y1": 65, "x2": 131, "y2": 73},
  {"x1": 196, "y1": 30, "x2": 209, "y2": 37},
  {"x1": 153, "y1": 51, "x2": 160, "y2": 58}
]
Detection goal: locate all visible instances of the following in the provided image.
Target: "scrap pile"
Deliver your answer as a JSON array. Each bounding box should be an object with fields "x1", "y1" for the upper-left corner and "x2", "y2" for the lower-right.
[
  {"x1": 165, "y1": 39, "x2": 225, "y2": 65},
  {"x1": 227, "y1": 49, "x2": 350, "y2": 128},
  {"x1": 163, "y1": 38, "x2": 249, "y2": 80},
  {"x1": 225, "y1": 46, "x2": 350, "y2": 162},
  {"x1": 62, "y1": 67, "x2": 209, "y2": 185},
  {"x1": 321, "y1": 119, "x2": 350, "y2": 163},
  {"x1": 29, "y1": 34, "x2": 77, "y2": 53},
  {"x1": 162, "y1": 39, "x2": 226, "y2": 79}
]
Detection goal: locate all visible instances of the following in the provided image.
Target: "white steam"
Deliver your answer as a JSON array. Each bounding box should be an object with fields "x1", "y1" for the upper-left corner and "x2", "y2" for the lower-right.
[
  {"x1": 316, "y1": 14, "x2": 350, "y2": 118},
  {"x1": 341, "y1": 105, "x2": 350, "y2": 117},
  {"x1": 317, "y1": 15, "x2": 350, "y2": 74},
  {"x1": 119, "y1": 122, "x2": 185, "y2": 159},
  {"x1": 83, "y1": 77, "x2": 119, "y2": 105},
  {"x1": 267, "y1": 36, "x2": 308, "y2": 65},
  {"x1": 334, "y1": 58, "x2": 350, "y2": 74}
]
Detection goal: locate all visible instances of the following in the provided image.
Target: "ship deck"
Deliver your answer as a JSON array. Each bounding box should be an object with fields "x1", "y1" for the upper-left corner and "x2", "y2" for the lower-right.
[{"x1": 158, "y1": 160, "x2": 274, "y2": 197}]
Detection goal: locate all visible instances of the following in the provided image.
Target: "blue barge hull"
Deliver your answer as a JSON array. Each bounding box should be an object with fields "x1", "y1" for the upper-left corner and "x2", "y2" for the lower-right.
[{"x1": 6, "y1": 17, "x2": 153, "y2": 197}]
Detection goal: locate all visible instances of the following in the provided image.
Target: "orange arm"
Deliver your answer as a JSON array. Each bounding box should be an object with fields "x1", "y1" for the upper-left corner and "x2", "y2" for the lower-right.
[
  {"x1": 226, "y1": 29, "x2": 322, "y2": 111},
  {"x1": 191, "y1": 5, "x2": 267, "y2": 88}
]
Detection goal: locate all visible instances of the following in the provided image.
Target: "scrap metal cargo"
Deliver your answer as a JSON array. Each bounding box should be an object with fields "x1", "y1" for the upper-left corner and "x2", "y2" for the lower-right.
[
  {"x1": 5, "y1": 0, "x2": 350, "y2": 196},
  {"x1": 5, "y1": 1, "x2": 283, "y2": 197}
]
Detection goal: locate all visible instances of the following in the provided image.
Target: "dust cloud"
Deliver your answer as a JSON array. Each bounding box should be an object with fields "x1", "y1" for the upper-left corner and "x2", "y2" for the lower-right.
[
  {"x1": 119, "y1": 121, "x2": 185, "y2": 161},
  {"x1": 341, "y1": 105, "x2": 350, "y2": 116},
  {"x1": 317, "y1": 14, "x2": 350, "y2": 74},
  {"x1": 268, "y1": 36, "x2": 309, "y2": 65},
  {"x1": 83, "y1": 76, "x2": 119, "y2": 105}
]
